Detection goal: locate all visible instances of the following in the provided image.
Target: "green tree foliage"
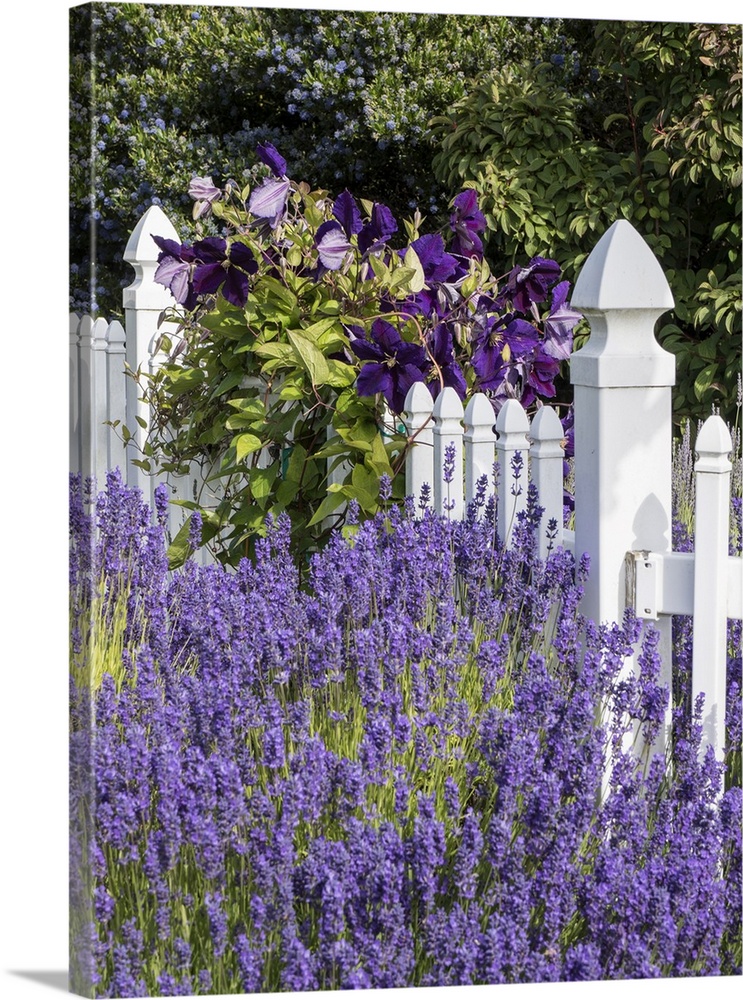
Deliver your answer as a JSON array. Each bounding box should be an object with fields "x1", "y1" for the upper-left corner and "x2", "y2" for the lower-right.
[
  {"x1": 70, "y1": 3, "x2": 563, "y2": 317},
  {"x1": 431, "y1": 21, "x2": 742, "y2": 425}
]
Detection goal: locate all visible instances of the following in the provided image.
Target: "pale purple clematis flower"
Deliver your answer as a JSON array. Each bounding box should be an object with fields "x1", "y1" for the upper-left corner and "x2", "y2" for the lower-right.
[
  {"x1": 188, "y1": 176, "x2": 222, "y2": 219},
  {"x1": 315, "y1": 221, "x2": 352, "y2": 271},
  {"x1": 248, "y1": 177, "x2": 291, "y2": 228},
  {"x1": 542, "y1": 280, "x2": 582, "y2": 360},
  {"x1": 152, "y1": 236, "x2": 198, "y2": 310}
]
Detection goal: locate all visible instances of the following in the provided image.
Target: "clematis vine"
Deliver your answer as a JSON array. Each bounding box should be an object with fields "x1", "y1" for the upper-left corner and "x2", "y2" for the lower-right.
[
  {"x1": 542, "y1": 281, "x2": 582, "y2": 361},
  {"x1": 350, "y1": 320, "x2": 429, "y2": 415},
  {"x1": 425, "y1": 324, "x2": 466, "y2": 400},
  {"x1": 449, "y1": 189, "x2": 486, "y2": 259},
  {"x1": 249, "y1": 143, "x2": 291, "y2": 228},
  {"x1": 471, "y1": 314, "x2": 541, "y2": 391},
  {"x1": 503, "y1": 256, "x2": 562, "y2": 314},
  {"x1": 188, "y1": 176, "x2": 222, "y2": 220}
]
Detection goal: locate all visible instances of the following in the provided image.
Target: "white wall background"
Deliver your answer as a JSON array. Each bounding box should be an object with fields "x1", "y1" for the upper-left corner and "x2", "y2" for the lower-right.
[{"x1": 2, "y1": 2, "x2": 739, "y2": 999}]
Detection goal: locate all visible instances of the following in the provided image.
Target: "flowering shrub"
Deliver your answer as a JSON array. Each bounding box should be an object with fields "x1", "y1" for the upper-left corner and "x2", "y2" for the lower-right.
[
  {"x1": 136, "y1": 145, "x2": 580, "y2": 567},
  {"x1": 69, "y1": 3, "x2": 569, "y2": 315},
  {"x1": 70, "y1": 470, "x2": 742, "y2": 996}
]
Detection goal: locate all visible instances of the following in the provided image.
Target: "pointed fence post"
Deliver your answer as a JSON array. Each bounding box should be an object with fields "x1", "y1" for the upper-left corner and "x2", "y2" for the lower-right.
[
  {"x1": 463, "y1": 393, "x2": 496, "y2": 515},
  {"x1": 105, "y1": 320, "x2": 127, "y2": 474},
  {"x1": 70, "y1": 314, "x2": 81, "y2": 476},
  {"x1": 692, "y1": 415, "x2": 733, "y2": 764},
  {"x1": 530, "y1": 405, "x2": 565, "y2": 559},
  {"x1": 403, "y1": 382, "x2": 434, "y2": 510},
  {"x1": 571, "y1": 220, "x2": 676, "y2": 757},
  {"x1": 123, "y1": 205, "x2": 180, "y2": 499},
  {"x1": 495, "y1": 399, "x2": 530, "y2": 547},
  {"x1": 432, "y1": 387, "x2": 464, "y2": 519}
]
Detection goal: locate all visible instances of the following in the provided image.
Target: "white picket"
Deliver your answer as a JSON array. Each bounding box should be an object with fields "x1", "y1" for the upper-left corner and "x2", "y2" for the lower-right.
[
  {"x1": 463, "y1": 392, "x2": 496, "y2": 515},
  {"x1": 105, "y1": 320, "x2": 127, "y2": 474},
  {"x1": 530, "y1": 405, "x2": 565, "y2": 559},
  {"x1": 495, "y1": 399, "x2": 530, "y2": 547},
  {"x1": 432, "y1": 387, "x2": 464, "y2": 519},
  {"x1": 403, "y1": 381, "x2": 435, "y2": 511},
  {"x1": 692, "y1": 415, "x2": 734, "y2": 763},
  {"x1": 70, "y1": 314, "x2": 81, "y2": 476}
]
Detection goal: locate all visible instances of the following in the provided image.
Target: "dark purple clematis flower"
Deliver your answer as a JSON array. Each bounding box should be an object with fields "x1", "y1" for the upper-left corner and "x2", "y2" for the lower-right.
[
  {"x1": 542, "y1": 280, "x2": 582, "y2": 361},
  {"x1": 248, "y1": 177, "x2": 291, "y2": 228},
  {"x1": 255, "y1": 142, "x2": 287, "y2": 179},
  {"x1": 399, "y1": 233, "x2": 459, "y2": 318},
  {"x1": 522, "y1": 345, "x2": 561, "y2": 405},
  {"x1": 358, "y1": 203, "x2": 398, "y2": 255},
  {"x1": 315, "y1": 221, "x2": 352, "y2": 271},
  {"x1": 188, "y1": 176, "x2": 222, "y2": 219},
  {"x1": 152, "y1": 236, "x2": 199, "y2": 310},
  {"x1": 350, "y1": 319, "x2": 429, "y2": 414},
  {"x1": 449, "y1": 190, "x2": 487, "y2": 259},
  {"x1": 472, "y1": 314, "x2": 540, "y2": 389},
  {"x1": 426, "y1": 324, "x2": 467, "y2": 400},
  {"x1": 333, "y1": 190, "x2": 363, "y2": 239},
  {"x1": 190, "y1": 237, "x2": 258, "y2": 308},
  {"x1": 505, "y1": 256, "x2": 562, "y2": 313}
]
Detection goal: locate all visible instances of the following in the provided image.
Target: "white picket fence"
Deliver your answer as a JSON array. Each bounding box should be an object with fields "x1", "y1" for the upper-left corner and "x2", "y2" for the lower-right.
[
  {"x1": 70, "y1": 206, "x2": 742, "y2": 763},
  {"x1": 401, "y1": 220, "x2": 741, "y2": 767}
]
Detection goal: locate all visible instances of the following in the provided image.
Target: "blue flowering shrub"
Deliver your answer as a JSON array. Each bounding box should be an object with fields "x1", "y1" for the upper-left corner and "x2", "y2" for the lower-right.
[
  {"x1": 70, "y1": 467, "x2": 742, "y2": 996},
  {"x1": 134, "y1": 145, "x2": 581, "y2": 567},
  {"x1": 69, "y1": 3, "x2": 569, "y2": 316}
]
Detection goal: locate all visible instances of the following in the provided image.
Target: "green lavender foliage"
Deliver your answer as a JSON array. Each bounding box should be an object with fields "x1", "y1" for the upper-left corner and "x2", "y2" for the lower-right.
[{"x1": 431, "y1": 21, "x2": 742, "y2": 425}]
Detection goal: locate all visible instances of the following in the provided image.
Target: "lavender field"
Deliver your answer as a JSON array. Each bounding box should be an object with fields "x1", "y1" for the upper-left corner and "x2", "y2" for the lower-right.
[{"x1": 69, "y1": 458, "x2": 742, "y2": 997}]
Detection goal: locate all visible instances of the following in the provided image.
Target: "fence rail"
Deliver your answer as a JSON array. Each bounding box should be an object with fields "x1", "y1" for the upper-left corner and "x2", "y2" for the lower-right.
[{"x1": 70, "y1": 207, "x2": 742, "y2": 764}]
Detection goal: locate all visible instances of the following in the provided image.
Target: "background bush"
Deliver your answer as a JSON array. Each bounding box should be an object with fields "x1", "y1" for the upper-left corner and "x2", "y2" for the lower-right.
[
  {"x1": 70, "y1": 8, "x2": 742, "y2": 426},
  {"x1": 431, "y1": 21, "x2": 742, "y2": 425},
  {"x1": 70, "y1": 3, "x2": 564, "y2": 317}
]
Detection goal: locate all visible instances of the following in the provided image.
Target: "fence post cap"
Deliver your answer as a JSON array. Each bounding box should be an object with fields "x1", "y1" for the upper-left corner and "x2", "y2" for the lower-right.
[
  {"x1": 572, "y1": 220, "x2": 674, "y2": 312},
  {"x1": 432, "y1": 385, "x2": 465, "y2": 419},
  {"x1": 404, "y1": 380, "x2": 434, "y2": 415},
  {"x1": 695, "y1": 414, "x2": 733, "y2": 472},
  {"x1": 463, "y1": 392, "x2": 495, "y2": 427},
  {"x1": 531, "y1": 404, "x2": 564, "y2": 441},
  {"x1": 495, "y1": 398, "x2": 530, "y2": 434},
  {"x1": 124, "y1": 204, "x2": 179, "y2": 264},
  {"x1": 106, "y1": 319, "x2": 126, "y2": 345}
]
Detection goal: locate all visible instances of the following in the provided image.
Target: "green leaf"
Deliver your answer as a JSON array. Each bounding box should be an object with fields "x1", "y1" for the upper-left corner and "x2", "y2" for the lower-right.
[
  {"x1": 306, "y1": 490, "x2": 347, "y2": 526},
  {"x1": 234, "y1": 433, "x2": 264, "y2": 461},
  {"x1": 287, "y1": 330, "x2": 330, "y2": 386},
  {"x1": 402, "y1": 245, "x2": 426, "y2": 293},
  {"x1": 693, "y1": 363, "x2": 717, "y2": 400}
]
